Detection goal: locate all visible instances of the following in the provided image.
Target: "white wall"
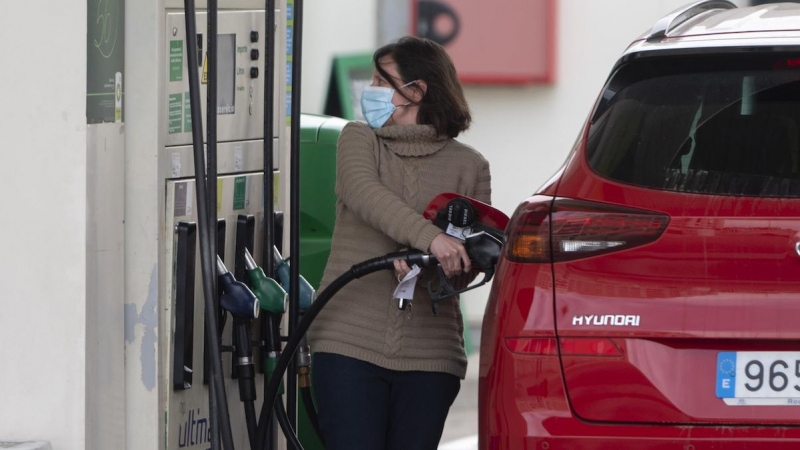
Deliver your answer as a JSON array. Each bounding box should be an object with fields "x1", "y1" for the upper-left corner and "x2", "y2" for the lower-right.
[
  {"x1": 301, "y1": 0, "x2": 377, "y2": 117},
  {"x1": 0, "y1": 0, "x2": 87, "y2": 448}
]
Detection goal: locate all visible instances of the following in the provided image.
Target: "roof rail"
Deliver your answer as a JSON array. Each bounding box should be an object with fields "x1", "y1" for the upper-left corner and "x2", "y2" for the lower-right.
[{"x1": 646, "y1": 0, "x2": 736, "y2": 42}]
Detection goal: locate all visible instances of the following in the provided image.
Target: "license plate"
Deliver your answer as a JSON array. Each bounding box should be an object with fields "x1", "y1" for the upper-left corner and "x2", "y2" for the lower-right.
[{"x1": 716, "y1": 352, "x2": 800, "y2": 406}]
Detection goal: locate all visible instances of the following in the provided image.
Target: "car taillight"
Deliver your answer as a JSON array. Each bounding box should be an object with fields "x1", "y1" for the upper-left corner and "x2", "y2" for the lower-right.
[
  {"x1": 506, "y1": 197, "x2": 669, "y2": 263},
  {"x1": 505, "y1": 196, "x2": 553, "y2": 262}
]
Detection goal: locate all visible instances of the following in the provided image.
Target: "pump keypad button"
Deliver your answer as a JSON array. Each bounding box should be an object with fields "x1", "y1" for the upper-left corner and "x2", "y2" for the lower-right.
[
  {"x1": 250, "y1": 67, "x2": 259, "y2": 78},
  {"x1": 250, "y1": 31, "x2": 259, "y2": 43},
  {"x1": 251, "y1": 49, "x2": 260, "y2": 61}
]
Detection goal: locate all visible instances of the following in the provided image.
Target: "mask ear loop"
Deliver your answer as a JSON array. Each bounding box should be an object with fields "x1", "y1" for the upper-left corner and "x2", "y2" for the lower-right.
[{"x1": 397, "y1": 80, "x2": 421, "y2": 107}]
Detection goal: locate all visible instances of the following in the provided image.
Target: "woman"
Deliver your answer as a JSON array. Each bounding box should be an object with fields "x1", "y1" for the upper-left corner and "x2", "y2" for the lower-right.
[{"x1": 309, "y1": 36, "x2": 491, "y2": 450}]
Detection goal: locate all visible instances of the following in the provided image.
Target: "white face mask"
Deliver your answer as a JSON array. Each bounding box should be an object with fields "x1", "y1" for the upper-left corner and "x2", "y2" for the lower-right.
[{"x1": 360, "y1": 81, "x2": 416, "y2": 128}]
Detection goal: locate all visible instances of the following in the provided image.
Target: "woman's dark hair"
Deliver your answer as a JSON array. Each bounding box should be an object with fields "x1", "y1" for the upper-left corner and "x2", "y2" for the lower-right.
[{"x1": 374, "y1": 36, "x2": 471, "y2": 138}]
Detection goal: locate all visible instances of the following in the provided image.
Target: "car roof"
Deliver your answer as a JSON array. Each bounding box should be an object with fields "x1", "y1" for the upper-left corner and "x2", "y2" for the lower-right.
[{"x1": 624, "y1": 2, "x2": 800, "y2": 56}]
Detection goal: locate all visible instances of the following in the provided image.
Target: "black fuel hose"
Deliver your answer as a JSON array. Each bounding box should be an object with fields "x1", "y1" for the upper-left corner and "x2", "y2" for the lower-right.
[
  {"x1": 233, "y1": 318, "x2": 258, "y2": 449},
  {"x1": 255, "y1": 251, "x2": 437, "y2": 450},
  {"x1": 287, "y1": 0, "x2": 306, "y2": 431},
  {"x1": 262, "y1": 313, "x2": 282, "y2": 449},
  {"x1": 262, "y1": 0, "x2": 276, "y2": 277},
  {"x1": 274, "y1": 397, "x2": 304, "y2": 450},
  {"x1": 261, "y1": 1, "x2": 279, "y2": 446},
  {"x1": 300, "y1": 387, "x2": 322, "y2": 441},
  {"x1": 206, "y1": 0, "x2": 222, "y2": 450},
  {"x1": 296, "y1": 330, "x2": 323, "y2": 443},
  {"x1": 207, "y1": 0, "x2": 218, "y2": 297},
  {"x1": 244, "y1": 400, "x2": 258, "y2": 449},
  {"x1": 209, "y1": 381, "x2": 221, "y2": 450},
  {"x1": 182, "y1": 1, "x2": 235, "y2": 449}
]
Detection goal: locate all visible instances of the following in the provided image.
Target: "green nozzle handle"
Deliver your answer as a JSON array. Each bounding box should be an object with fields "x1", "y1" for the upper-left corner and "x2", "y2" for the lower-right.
[
  {"x1": 243, "y1": 248, "x2": 288, "y2": 314},
  {"x1": 247, "y1": 267, "x2": 288, "y2": 315}
]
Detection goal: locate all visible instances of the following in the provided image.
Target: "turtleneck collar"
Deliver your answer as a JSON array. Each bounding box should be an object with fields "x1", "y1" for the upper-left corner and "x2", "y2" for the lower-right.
[{"x1": 374, "y1": 124, "x2": 448, "y2": 157}]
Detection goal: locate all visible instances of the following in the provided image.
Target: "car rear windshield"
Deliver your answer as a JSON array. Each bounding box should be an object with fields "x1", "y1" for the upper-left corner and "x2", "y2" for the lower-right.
[{"x1": 586, "y1": 52, "x2": 800, "y2": 197}]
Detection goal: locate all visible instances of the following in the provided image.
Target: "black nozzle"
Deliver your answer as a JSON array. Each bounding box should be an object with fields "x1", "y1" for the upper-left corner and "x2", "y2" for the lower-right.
[
  {"x1": 233, "y1": 320, "x2": 257, "y2": 402},
  {"x1": 465, "y1": 231, "x2": 503, "y2": 271}
]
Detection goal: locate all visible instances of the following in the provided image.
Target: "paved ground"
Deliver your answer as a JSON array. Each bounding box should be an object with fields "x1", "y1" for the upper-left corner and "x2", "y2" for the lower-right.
[{"x1": 438, "y1": 323, "x2": 481, "y2": 450}]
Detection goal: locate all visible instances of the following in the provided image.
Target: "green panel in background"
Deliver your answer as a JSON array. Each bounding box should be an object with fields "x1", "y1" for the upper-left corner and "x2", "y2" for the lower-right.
[
  {"x1": 296, "y1": 113, "x2": 347, "y2": 450},
  {"x1": 298, "y1": 114, "x2": 347, "y2": 288},
  {"x1": 323, "y1": 54, "x2": 373, "y2": 121}
]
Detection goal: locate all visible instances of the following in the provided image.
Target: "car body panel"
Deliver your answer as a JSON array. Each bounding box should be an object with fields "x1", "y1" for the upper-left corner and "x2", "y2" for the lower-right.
[
  {"x1": 480, "y1": 2, "x2": 800, "y2": 448},
  {"x1": 552, "y1": 143, "x2": 800, "y2": 422}
]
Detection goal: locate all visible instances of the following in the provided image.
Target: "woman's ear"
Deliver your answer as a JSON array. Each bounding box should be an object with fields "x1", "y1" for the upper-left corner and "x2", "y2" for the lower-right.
[{"x1": 411, "y1": 80, "x2": 428, "y2": 102}]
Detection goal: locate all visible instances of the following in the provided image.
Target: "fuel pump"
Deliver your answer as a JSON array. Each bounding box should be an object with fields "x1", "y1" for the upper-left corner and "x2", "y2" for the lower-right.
[
  {"x1": 118, "y1": 0, "x2": 291, "y2": 446},
  {"x1": 157, "y1": 1, "x2": 289, "y2": 449},
  {"x1": 177, "y1": 0, "x2": 285, "y2": 448},
  {"x1": 166, "y1": 0, "x2": 510, "y2": 447}
]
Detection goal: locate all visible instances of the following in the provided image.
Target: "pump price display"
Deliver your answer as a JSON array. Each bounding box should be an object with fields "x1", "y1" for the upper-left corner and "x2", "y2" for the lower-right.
[{"x1": 716, "y1": 352, "x2": 800, "y2": 405}]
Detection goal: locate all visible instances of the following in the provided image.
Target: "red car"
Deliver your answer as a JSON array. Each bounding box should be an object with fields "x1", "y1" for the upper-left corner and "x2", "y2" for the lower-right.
[{"x1": 479, "y1": 1, "x2": 800, "y2": 449}]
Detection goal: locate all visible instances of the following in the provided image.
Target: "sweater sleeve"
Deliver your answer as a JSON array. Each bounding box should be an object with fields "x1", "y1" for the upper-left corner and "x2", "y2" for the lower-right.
[
  {"x1": 473, "y1": 157, "x2": 492, "y2": 206},
  {"x1": 335, "y1": 122, "x2": 443, "y2": 252}
]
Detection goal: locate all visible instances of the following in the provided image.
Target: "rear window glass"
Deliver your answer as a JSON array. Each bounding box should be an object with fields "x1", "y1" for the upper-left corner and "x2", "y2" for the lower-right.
[{"x1": 586, "y1": 52, "x2": 800, "y2": 197}]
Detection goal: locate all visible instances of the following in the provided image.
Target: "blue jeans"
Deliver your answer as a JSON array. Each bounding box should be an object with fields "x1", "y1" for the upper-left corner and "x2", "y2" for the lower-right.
[{"x1": 312, "y1": 352, "x2": 461, "y2": 450}]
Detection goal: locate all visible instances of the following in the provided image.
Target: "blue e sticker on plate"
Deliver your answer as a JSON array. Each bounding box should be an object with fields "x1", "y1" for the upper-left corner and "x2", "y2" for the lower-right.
[{"x1": 716, "y1": 352, "x2": 737, "y2": 398}]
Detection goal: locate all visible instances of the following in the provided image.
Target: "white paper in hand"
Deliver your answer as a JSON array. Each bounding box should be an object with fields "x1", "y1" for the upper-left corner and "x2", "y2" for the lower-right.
[{"x1": 393, "y1": 264, "x2": 421, "y2": 300}]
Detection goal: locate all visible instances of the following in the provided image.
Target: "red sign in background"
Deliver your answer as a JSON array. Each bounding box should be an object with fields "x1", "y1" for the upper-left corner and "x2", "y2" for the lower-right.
[{"x1": 412, "y1": 0, "x2": 556, "y2": 84}]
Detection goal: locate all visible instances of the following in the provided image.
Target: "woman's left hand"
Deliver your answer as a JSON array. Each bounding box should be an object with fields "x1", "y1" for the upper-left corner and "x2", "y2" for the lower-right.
[{"x1": 394, "y1": 259, "x2": 412, "y2": 282}]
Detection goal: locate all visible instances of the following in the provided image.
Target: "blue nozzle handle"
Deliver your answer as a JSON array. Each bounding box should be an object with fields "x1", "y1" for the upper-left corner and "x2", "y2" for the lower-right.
[{"x1": 219, "y1": 272, "x2": 260, "y2": 319}]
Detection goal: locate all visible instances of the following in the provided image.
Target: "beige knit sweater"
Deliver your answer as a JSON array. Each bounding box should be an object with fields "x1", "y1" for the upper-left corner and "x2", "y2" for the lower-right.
[{"x1": 308, "y1": 121, "x2": 492, "y2": 379}]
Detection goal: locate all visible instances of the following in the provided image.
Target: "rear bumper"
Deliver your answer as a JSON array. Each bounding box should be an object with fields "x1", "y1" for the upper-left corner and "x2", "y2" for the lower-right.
[
  {"x1": 479, "y1": 348, "x2": 800, "y2": 450},
  {"x1": 478, "y1": 256, "x2": 800, "y2": 449},
  {"x1": 484, "y1": 434, "x2": 800, "y2": 450}
]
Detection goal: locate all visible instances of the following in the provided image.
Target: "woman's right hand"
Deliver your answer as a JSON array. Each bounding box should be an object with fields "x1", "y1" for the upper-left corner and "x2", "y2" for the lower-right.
[{"x1": 429, "y1": 233, "x2": 471, "y2": 278}]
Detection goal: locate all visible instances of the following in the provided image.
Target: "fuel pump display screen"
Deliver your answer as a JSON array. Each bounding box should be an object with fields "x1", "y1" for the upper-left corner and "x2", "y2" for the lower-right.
[{"x1": 217, "y1": 34, "x2": 236, "y2": 115}]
